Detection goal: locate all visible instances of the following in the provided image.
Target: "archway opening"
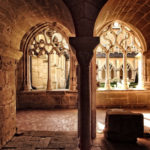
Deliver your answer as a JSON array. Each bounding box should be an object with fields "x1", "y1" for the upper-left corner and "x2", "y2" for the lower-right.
[
  {"x1": 96, "y1": 21, "x2": 145, "y2": 90},
  {"x1": 95, "y1": 20, "x2": 148, "y2": 134},
  {"x1": 16, "y1": 23, "x2": 78, "y2": 132}
]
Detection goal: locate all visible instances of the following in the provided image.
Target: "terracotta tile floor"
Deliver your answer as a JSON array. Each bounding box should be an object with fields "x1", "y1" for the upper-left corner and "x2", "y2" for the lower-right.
[
  {"x1": 17, "y1": 109, "x2": 77, "y2": 131},
  {"x1": 2, "y1": 109, "x2": 150, "y2": 150},
  {"x1": 16, "y1": 109, "x2": 150, "y2": 133},
  {"x1": 2, "y1": 131, "x2": 150, "y2": 150}
]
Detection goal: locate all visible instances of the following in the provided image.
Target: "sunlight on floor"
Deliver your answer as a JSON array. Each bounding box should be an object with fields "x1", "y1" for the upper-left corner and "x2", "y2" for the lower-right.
[{"x1": 97, "y1": 122, "x2": 105, "y2": 133}]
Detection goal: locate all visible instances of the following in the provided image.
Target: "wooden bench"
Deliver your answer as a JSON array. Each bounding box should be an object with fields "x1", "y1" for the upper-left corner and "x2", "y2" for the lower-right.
[{"x1": 104, "y1": 109, "x2": 144, "y2": 142}]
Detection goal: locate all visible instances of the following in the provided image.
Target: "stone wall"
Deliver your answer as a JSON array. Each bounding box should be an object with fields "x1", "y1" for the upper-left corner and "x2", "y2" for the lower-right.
[
  {"x1": 96, "y1": 90, "x2": 150, "y2": 108},
  {"x1": 17, "y1": 91, "x2": 78, "y2": 110},
  {"x1": 0, "y1": 56, "x2": 17, "y2": 148}
]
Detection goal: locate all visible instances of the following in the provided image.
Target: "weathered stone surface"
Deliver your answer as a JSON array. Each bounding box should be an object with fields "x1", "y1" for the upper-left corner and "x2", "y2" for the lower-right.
[
  {"x1": 17, "y1": 91, "x2": 78, "y2": 109},
  {"x1": 96, "y1": 90, "x2": 150, "y2": 108},
  {"x1": 0, "y1": 56, "x2": 17, "y2": 148},
  {"x1": 2, "y1": 131, "x2": 150, "y2": 150}
]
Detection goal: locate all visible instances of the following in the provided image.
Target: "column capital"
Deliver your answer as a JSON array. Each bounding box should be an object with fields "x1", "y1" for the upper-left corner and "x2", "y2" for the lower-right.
[{"x1": 69, "y1": 37, "x2": 99, "y2": 67}]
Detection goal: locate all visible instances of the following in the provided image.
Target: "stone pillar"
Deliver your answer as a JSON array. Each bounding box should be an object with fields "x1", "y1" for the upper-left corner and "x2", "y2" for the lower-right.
[
  {"x1": 24, "y1": 55, "x2": 32, "y2": 90},
  {"x1": 98, "y1": 70, "x2": 102, "y2": 81},
  {"x1": 132, "y1": 59, "x2": 136, "y2": 80},
  {"x1": 117, "y1": 70, "x2": 120, "y2": 81},
  {"x1": 123, "y1": 51, "x2": 128, "y2": 89},
  {"x1": 114, "y1": 60, "x2": 117, "y2": 79},
  {"x1": 91, "y1": 50, "x2": 96, "y2": 139},
  {"x1": 47, "y1": 54, "x2": 51, "y2": 90},
  {"x1": 69, "y1": 53, "x2": 73, "y2": 90},
  {"x1": 70, "y1": 37, "x2": 99, "y2": 150},
  {"x1": 144, "y1": 51, "x2": 150, "y2": 89},
  {"x1": 105, "y1": 52, "x2": 110, "y2": 89},
  {"x1": 65, "y1": 58, "x2": 70, "y2": 81},
  {"x1": 138, "y1": 52, "x2": 144, "y2": 89},
  {"x1": 72, "y1": 60, "x2": 77, "y2": 91},
  {"x1": 57, "y1": 56, "x2": 61, "y2": 88}
]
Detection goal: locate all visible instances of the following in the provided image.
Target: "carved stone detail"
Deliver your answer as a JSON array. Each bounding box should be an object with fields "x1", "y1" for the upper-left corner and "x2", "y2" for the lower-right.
[{"x1": 70, "y1": 37, "x2": 99, "y2": 67}]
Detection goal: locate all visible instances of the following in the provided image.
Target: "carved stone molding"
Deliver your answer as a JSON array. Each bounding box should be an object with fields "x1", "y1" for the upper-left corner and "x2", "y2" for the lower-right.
[{"x1": 69, "y1": 37, "x2": 99, "y2": 66}]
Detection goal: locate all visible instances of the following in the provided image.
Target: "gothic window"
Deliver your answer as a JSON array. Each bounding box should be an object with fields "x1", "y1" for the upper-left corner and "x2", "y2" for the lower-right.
[
  {"x1": 26, "y1": 27, "x2": 70, "y2": 90},
  {"x1": 96, "y1": 21, "x2": 144, "y2": 90}
]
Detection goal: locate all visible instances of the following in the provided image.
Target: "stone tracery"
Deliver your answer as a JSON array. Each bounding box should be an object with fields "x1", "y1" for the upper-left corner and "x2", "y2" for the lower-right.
[
  {"x1": 25, "y1": 27, "x2": 70, "y2": 90},
  {"x1": 96, "y1": 21, "x2": 144, "y2": 90}
]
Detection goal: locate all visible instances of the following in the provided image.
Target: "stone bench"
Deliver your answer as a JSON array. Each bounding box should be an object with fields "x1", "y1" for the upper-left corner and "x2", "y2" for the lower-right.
[{"x1": 104, "y1": 109, "x2": 144, "y2": 142}]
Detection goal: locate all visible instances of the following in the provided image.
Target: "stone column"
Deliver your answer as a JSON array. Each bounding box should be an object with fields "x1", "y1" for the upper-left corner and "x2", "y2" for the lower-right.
[
  {"x1": 132, "y1": 59, "x2": 136, "y2": 80},
  {"x1": 116, "y1": 60, "x2": 120, "y2": 82},
  {"x1": 91, "y1": 50, "x2": 96, "y2": 139},
  {"x1": 57, "y1": 56, "x2": 61, "y2": 88},
  {"x1": 114, "y1": 60, "x2": 117, "y2": 79},
  {"x1": 138, "y1": 52, "x2": 144, "y2": 89},
  {"x1": 105, "y1": 52, "x2": 110, "y2": 89},
  {"x1": 98, "y1": 70, "x2": 102, "y2": 81},
  {"x1": 65, "y1": 59, "x2": 70, "y2": 80},
  {"x1": 24, "y1": 55, "x2": 32, "y2": 90},
  {"x1": 70, "y1": 37, "x2": 99, "y2": 150},
  {"x1": 143, "y1": 51, "x2": 150, "y2": 89},
  {"x1": 123, "y1": 51, "x2": 128, "y2": 89},
  {"x1": 47, "y1": 53, "x2": 51, "y2": 90}
]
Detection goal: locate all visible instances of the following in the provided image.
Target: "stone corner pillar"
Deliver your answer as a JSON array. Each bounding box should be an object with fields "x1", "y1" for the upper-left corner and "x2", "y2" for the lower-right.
[
  {"x1": 123, "y1": 51, "x2": 128, "y2": 89},
  {"x1": 143, "y1": 51, "x2": 150, "y2": 89},
  {"x1": 47, "y1": 53, "x2": 52, "y2": 90},
  {"x1": 24, "y1": 55, "x2": 32, "y2": 91},
  {"x1": 105, "y1": 51, "x2": 111, "y2": 90},
  {"x1": 70, "y1": 37, "x2": 99, "y2": 150}
]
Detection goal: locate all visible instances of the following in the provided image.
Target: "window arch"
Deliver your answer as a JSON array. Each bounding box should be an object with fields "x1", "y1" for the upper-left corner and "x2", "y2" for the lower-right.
[
  {"x1": 96, "y1": 21, "x2": 145, "y2": 90},
  {"x1": 22, "y1": 23, "x2": 71, "y2": 91}
]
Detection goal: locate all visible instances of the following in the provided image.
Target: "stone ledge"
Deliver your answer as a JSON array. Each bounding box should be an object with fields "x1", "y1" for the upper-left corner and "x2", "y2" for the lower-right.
[{"x1": 17, "y1": 90, "x2": 78, "y2": 109}]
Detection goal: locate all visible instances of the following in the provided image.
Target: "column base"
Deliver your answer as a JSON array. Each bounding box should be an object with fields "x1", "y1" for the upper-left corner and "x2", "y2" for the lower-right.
[
  {"x1": 47, "y1": 87, "x2": 52, "y2": 91},
  {"x1": 24, "y1": 84, "x2": 32, "y2": 91}
]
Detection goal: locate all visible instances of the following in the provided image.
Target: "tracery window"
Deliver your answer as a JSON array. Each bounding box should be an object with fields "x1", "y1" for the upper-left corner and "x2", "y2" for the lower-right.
[
  {"x1": 96, "y1": 21, "x2": 144, "y2": 90},
  {"x1": 25, "y1": 27, "x2": 70, "y2": 90}
]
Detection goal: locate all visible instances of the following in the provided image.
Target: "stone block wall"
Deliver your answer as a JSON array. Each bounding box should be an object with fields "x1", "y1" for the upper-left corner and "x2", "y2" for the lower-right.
[
  {"x1": 96, "y1": 90, "x2": 150, "y2": 108},
  {"x1": 17, "y1": 90, "x2": 78, "y2": 110},
  {"x1": 0, "y1": 56, "x2": 17, "y2": 148}
]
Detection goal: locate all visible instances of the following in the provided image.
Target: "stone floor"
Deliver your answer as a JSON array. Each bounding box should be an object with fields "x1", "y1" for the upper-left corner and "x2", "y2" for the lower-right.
[
  {"x1": 16, "y1": 109, "x2": 150, "y2": 133},
  {"x1": 1, "y1": 109, "x2": 150, "y2": 150},
  {"x1": 2, "y1": 131, "x2": 150, "y2": 150}
]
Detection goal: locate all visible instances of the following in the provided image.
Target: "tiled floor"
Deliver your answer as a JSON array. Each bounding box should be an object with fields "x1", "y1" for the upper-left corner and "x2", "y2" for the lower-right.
[
  {"x1": 16, "y1": 109, "x2": 77, "y2": 131},
  {"x1": 2, "y1": 131, "x2": 150, "y2": 150},
  {"x1": 16, "y1": 109, "x2": 150, "y2": 133},
  {"x1": 2, "y1": 109, "x2": 150, "y2": 150}
]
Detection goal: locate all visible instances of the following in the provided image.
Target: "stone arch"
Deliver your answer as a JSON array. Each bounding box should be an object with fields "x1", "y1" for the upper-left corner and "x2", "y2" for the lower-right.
[
  {"x1": 94, "y1": 0, "x2": 149, "y2": 50},
  {"x1": 0, "y1": 0, "x2": 75, "y2": 57},
  {"x1": 18, "y1": 22, "x2": 76, "y2": 91},
  {"x1": 94, "y1": 20, "x2": 147, "y2": 53}
]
